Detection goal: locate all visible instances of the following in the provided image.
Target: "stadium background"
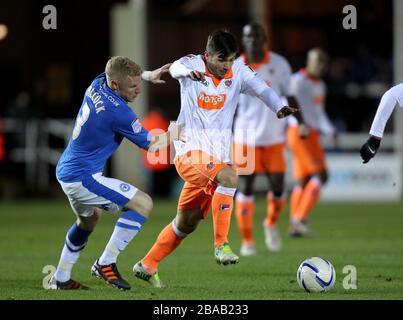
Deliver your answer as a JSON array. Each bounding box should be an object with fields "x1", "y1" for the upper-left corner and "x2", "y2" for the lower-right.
[{"x1": 0, "y1": 0, "x2": 402, "y2": 300}]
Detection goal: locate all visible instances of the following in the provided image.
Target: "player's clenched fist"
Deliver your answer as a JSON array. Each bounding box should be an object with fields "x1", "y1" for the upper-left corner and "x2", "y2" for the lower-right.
[{"x1": 360, "y1": 136, "x2": 381, "y2": 163}]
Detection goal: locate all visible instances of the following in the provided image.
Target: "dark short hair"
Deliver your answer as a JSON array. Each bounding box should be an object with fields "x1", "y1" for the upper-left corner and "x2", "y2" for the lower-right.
[{"x1": 206, "y1": 30, "x2": 239, "y2": 58}]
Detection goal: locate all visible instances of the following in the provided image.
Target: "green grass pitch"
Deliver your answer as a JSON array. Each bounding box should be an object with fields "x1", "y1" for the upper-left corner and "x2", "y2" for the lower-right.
[{"x1": 1, "y1": 199, "x2": 402, "y2": 300}]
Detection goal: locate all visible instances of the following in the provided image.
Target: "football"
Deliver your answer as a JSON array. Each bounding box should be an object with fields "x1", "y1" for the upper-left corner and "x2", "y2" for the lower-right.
[{"x1": 297, "y1": 257, "x2": 336, "y2": 293}]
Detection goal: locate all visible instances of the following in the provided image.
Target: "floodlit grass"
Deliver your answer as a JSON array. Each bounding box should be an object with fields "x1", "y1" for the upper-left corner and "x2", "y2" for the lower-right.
[{"x1": 1, "y1": 199, "x2": 402, "y2": 300}]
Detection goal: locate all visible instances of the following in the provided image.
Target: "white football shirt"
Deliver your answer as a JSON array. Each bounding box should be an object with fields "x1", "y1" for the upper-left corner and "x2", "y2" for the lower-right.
[
  {"x1": 289, "y1": 69, "x2": 335, "y2": 135},
  {"x1": 169, "y1": 54, "x2": 284, "y2": 163}
]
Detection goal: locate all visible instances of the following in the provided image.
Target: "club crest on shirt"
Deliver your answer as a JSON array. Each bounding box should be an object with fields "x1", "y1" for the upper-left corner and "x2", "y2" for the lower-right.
[
  {"x1": 224, "y1": 79, "x2": 232, "y2": 88},
  {"x1": 120, "y1": 183, "x2": 130, "y2": 192}
]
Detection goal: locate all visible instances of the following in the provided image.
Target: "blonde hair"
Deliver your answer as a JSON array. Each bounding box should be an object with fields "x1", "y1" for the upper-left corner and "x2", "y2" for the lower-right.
[{"x1": 105, "y1": 56, "x2": 142, "y2": 84}]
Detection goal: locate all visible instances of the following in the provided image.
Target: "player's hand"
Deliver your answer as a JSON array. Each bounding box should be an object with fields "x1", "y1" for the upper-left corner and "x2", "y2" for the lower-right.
[
  {"x1": 360, "y1": 136, "x2": 381, "y2": 164},
  {"x1": 298, "y1": 123, "x2": 310, "y2": 139},
  {"x1": 188, "y1": 71, "x2": 206, "y2": 82},
  {"x1": 148, "y1": 63, "x2": 172, "y2": 84},
  {"x1": 276, "y1": 106, "x2": 299, "y2": 119}
]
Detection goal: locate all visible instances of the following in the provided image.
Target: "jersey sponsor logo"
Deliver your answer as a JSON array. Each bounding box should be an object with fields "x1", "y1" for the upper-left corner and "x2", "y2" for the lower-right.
[
  {"x1": 120, "y1": 183, "x2": 130, "y2": 192},
  {"x1": 197, "y1": 92, "x2": 226, "y2": 110},
  {"x1": 131, "y1": 119, "x2": 142, "y2": 133}
]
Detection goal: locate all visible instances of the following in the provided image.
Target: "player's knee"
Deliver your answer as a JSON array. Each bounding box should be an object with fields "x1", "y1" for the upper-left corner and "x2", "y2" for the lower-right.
[
  {"x1": 77, "y1": 211, "x2": 100, "y2": 230},
  {"x1": 216, "y1": 167, "x2": 238, "y2": 188},
  {"x1": 176, "y1": 210, "x2": 202, "y2": 234},
  {"x1": 127, "y1": 191, "x2": 154, "y2": 217},
  {"x1": 177, "y1": 220, "x2": 198, "y2": 234},
  {"x1": 138, "y1": 193, "x2": 154, "y2": 217}
]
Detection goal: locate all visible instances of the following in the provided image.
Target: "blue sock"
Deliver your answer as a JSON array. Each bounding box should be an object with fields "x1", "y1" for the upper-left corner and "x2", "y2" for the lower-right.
[
  {"x1": 54, "y1": 223, "x2": 92, "y2": 282},
  {"x1": 65, "y1": 223, "x2": 92, "y2": 252}
]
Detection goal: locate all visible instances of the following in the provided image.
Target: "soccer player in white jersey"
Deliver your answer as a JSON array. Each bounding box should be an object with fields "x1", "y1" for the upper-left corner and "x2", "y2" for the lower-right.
[
  {"x1": 49, "y1": 57, "x2": 180, "y2": 290},
  {"x1": 132, "y1": 30, "x2": 298, "y2": 288},
  {"x1": 233, "y1": 23, "x2": 300, "y2": 255},
  {"x1": 360, "y1": 83, "x2": 403, "y2": 163},
  {"x1": 287, "y1": 48, "x2": 336, "y2": 236}
]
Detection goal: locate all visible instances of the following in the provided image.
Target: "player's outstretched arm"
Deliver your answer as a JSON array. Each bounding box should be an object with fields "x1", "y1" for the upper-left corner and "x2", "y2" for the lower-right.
[
  {"x1": 141, "y1": 63, "x2": 172, "y2": 84},
  {"x1": 146, "y1": 122, "x2": 185, "y2": 153},
  {"x1": 360, "y1": 83, "x2": 403, "y2": 163}
]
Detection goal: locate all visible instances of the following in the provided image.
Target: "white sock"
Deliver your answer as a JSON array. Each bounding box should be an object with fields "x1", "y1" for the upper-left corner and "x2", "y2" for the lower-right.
[
  {"x1": 54, "y1": 246, "x2": 81, "y2": 282},
  {"x1": 98, "y1": 210, "x2": 147, "y2": 265}
]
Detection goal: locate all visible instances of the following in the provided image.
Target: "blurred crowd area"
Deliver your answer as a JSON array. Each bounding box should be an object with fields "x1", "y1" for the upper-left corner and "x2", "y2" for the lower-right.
[{"x1": 0, "y1": 0, "x2": 394, "y2": 197}]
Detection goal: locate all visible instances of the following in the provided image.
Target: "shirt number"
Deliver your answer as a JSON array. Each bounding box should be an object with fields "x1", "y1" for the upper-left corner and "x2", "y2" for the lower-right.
[{"x1": 72, "y1": 103, "x2": 90, "y2": 140}]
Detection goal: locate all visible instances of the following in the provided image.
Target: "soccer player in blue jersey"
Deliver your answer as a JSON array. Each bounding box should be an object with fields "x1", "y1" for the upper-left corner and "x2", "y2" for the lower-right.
[{"x1": 48, "y1": 56, "x2": 180, "y2": 290}]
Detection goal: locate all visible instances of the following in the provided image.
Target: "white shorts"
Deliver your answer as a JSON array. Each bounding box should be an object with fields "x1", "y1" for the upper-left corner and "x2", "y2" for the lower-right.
[{"x1": 58, "y1": 173, "x2": 138, "y2": 217}]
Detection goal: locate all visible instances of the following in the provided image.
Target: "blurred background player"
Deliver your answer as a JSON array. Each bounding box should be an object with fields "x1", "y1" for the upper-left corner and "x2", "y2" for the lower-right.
[
  {"x1": 132, "y1": 30, "x2": 298, "y2": 288},
  {"x1": 50, "y1": 56, "x2": 180, "y2": 290},
  {"x1": 287, "y1": 48, "x2": 337, "y2": 236},
  {"x1": 360, "y1": 83, "x2": 403, "y2": 163},
  {"x1": 233, "y1": 23, "x2": 300, "y2": 255}
]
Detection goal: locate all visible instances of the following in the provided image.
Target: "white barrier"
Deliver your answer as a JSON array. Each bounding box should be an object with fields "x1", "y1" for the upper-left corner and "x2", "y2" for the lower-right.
[{"x1": 322, "y1": 154, "x2": 402, "y2": 202}]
